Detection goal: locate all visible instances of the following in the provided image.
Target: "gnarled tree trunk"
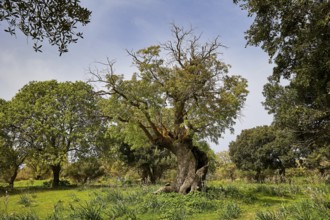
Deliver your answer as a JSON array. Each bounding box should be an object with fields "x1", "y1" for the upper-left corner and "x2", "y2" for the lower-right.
[{"x1": 155, "y1": 143, "x2": 209, "y2": 194}]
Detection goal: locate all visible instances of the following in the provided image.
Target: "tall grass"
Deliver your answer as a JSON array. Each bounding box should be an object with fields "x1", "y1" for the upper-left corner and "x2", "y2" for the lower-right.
[
  {"x1": 1, "y1": 179, "x2": 329, "y2": 220},
  {"x1": 219, "y1": 202, "x2": 241, "y2": 220}
]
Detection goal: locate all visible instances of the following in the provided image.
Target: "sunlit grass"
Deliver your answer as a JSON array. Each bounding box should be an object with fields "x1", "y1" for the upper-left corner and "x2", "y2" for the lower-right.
[{"x1": 0, "y1": 179, "x2": 329, "y2": 219}]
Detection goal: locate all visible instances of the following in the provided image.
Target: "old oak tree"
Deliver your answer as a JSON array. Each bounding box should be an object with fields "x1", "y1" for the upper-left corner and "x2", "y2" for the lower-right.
[{"x1": 92, "y1": 25, "x2": 248, "y2": 193}]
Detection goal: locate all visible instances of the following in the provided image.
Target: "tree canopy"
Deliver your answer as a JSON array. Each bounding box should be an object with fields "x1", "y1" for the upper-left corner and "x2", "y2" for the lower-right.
[
  {"x1": 0, "y1": 98, "x2": 31, "y2": 188},
  {"x1": 92, "y1": 25, "x2": 248, "y2": 193},
  {"x1": 229, "y1": 125, "x2": 296, "y2": 182},
  {"x1": 234, "y1": 0, "x2": 330, "y2": 167},
  {"x1": 0, "y1": 0, "x2": 91, "y2": 55},
  {"x1": 8, "y1": 80, "x2": 103, "y2": 187}
]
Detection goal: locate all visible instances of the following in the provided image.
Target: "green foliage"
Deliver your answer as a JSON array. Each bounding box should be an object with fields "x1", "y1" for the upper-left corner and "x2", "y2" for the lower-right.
[
  {"x1": 0, "y1": 0, "x2": 91, "y2": 55},
  {"x1": 0, "y1": 212, "x2": 39, "y2": 220},
  {"x1": 6, "y1": 80, "x2": 104, "y2": 187},
  {"x1": 106, "y1": 142, "x2": 175, "y2": 184},
  {"x1": 0, "y1": 99, "x2": 28, "y2": 188},
  {"x1": 229, "y1": 125, "x2": 296, "y2": 181},
  {"x1": 1, "y1": 179, "x2": 329, "y2": 219},
  {"x1": 17, "y1": 194, "x2": 33, "y2": 207},
  {"x1": 69, "y1": 201, "x2": 104, "y2": 220},
  {"x1": 218, "y1": 202, "x2": 241, "y2": 220},
  {"x1": 255, "y1": 210, "x2": 281, "y2": 220},
  {"x1": 139, "y1": 191, "x2": 217, "y2": 218},
  {"x1": 23, "y1": 158, "x2": 51, "y2": 180},
  {"x1": 234, "y1": 0, "x2": 330, "y2": 171},
  {"x1": 94, "y1": 24, "x2": 248, "y2": 192},
  {"x1": 108, "y1": 202, "x2": 138, "y2": 220},
  {"x1": 256, "y1": 199, "x2": 330, "y2": 220},
  {"x1": 253, "y1": 185, "x2": 287, "y2": 197},
  {"x1": 46, "y1": 200, "x2": 65, "y2": 220},
  {"x1": 160, "y1": 207, "x2": 188, "y2": 220},
  {"x1": 43, "y1": 179, "x2": 71, "y2": 188},
  {"x1": 104, "y1": 189, "x2": 124, "y2": 203},
  {"x1": 213, "y1": 151, "x2": 237, "y2": 181},
  {"x1": 65, "y1": 157, "x2": 105, "y2": 184}
]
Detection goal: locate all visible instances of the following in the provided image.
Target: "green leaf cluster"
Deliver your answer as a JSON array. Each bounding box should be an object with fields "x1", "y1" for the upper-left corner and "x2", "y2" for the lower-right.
[
  {"x1": 0, "y1": 80, "x2": 104, "y2": 186},
  {"x1": 96, "y1": 25, "x2": 249, "y2": 152},
  {"x1": 229, "y1": 125, "x2": 296, "y2": 181},
  {"x1": 235, "y1": 0, "x2": 330, "y2": 170},
  {"x1": 0, "y1": 0, "x2": 91, "y2": 55}
]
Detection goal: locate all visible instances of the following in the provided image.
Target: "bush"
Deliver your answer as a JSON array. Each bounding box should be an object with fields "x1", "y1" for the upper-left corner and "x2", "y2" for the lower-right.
[
  {"x1": 17, "y1": 194, "x2": 33, "y2": 207},
  {"x1": 69, "y1": 201, "x2": 104, "y2": 220},
  {"x1": 219, "y1": 203, "x2": 241, "y2": 220},
  {"x1": 65, "y1": 157, "x2": 105, "y2": 184},
  {"x1": 46, "y1": 200, "x2": 65, "y2": 220},
  {"x1": 255, "y1": 210, "x2": 281, "y2": 220},
  {"x1": 108, "y1": 202, "x2": 137, "y2": 220}
]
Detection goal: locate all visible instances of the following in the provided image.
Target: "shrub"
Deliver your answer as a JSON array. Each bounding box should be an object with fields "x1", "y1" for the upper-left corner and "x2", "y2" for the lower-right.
[
  {"x1": 46, "y1": 200, "x2": 65, "y2": 220},
  {"x1": 255, "y1": 210, "x2": 281, "y2": 220},
  {"x1": 108, "y1": 202, "x2": 137, "y2": 220},
  {"x1": 104, "y1": 189, "x2": 124, "y2": 203},
  {"x1": 140, "y1": 194, "x2": 163, "y2": 213},
  {"x1": 17, "y1": 194, "x2": 33, "y2": 207},
  {"x1": 161, "y1": 207, "x2": 188, "y2": 220},
  {"x1": 219, "y1": 203, "x2": 241, "y2": 220},
  {"x1": 69, "y1": 201, "x2": 104, "y2": 220},
  {"x1": 65, "y1": 157, "x2": 105, "y2": 184}
]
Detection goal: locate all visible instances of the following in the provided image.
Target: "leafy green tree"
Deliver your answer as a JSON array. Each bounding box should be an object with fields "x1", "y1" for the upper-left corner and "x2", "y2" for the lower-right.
[
  {"x1": 0, "y1": 140, "x2": 27, "y2": 188},
  {"x1": 234, "y1": 0, "x2": 330, "y2": 170},
  {"x1": 10, "y1": 80, "x2": 103, "y2": 187},
  {"x1": 24, "y1": 156, "x2": 51, "y2": 180},
  {"x1": 229, "y1": 126, "x2": 296, "y2": 182},
  {"x1": 0, "y1": 99, "x2": 31, "y2": 188},
  {"x1": 92, "y1": 25, "x2": 248, "y2": 193},
  {"x1": 0, "y1": 0, "x2": 91, "y2": 55},
  {"x1": 115, "y1": 143, "x2": 175, "y2": 184},
  {"x1": 65, "y1": 157, "x2": 105, "y2": 184},
  {"x1": 214, "y1": 151, "x2": 237, "y2": 181}
]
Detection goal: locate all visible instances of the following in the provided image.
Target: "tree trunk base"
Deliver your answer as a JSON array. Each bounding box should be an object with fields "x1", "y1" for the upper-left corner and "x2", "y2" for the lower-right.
[
  {"x1": 153, "y1": 185, "x2": 177, "y2": 194},
  {"x1": 153, "y1": 163, "x2": 208, "y2": 194}
]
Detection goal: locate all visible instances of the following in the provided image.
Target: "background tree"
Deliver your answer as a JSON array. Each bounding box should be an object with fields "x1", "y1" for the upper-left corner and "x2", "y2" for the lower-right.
[
  {"x1": 0, "y1": 99, "x2": 32, "y2": 188},
  {"x1": 213, "y1": 151, "x2": 237, "y2": 181},
  {"x1": 0, "y1": 0, "x2": 91, "y2": 54},
  {"x1": 229, "y1": 125, "x2": 296, "y2": 182},
  {"x1": 65, "y1": 157, "x2": 105, "y2": 184},
  {"x1": 234, "y1": 0, "x2": 330, "y2": 172},
  {"x1": 24, "y1": 155, "x2": 51, "y2": 180},
  {"x1": 115, "y1": 143, "x2": 175, "y2": 184},
  {"x1": 92, "y1": 25, "x2": 248, "y2": 193},
  {"x1": 10, "y1": 80, "x2": 103, "y2": 187}
]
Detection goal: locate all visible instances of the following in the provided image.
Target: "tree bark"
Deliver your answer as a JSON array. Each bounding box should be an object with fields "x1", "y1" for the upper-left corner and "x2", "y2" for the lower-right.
[
  {"x1": 8, "y1": 167, "x2": 19, "y2": 189},
  {"x1": 51, "y1": 164, "x2": 61, "y2": 188},
  {"x1": 154, "y1": 143, "x2": 209, "y2": 194}
]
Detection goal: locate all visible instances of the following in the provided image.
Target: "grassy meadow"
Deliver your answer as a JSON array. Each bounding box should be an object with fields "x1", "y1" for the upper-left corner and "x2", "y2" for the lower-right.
[{"x1": 0, "y1": 177, "x2": 329, "y2": 220}]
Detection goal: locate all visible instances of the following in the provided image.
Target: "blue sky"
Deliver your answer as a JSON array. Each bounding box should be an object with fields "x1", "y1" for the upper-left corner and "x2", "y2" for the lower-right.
[{"x1": 0, "y1": 0, "x2": 273, "y2": 152}]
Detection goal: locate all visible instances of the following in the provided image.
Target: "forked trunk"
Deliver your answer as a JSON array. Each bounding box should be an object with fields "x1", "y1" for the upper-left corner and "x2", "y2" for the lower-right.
[{"x1": 154, "y1": 143, "x2": 208, "y2": 194}]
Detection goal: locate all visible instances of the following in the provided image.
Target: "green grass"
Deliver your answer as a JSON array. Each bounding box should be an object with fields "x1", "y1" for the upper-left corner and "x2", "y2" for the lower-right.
[{"x1": 0, "y1": 180, "x2": 329, "y2": 219}]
